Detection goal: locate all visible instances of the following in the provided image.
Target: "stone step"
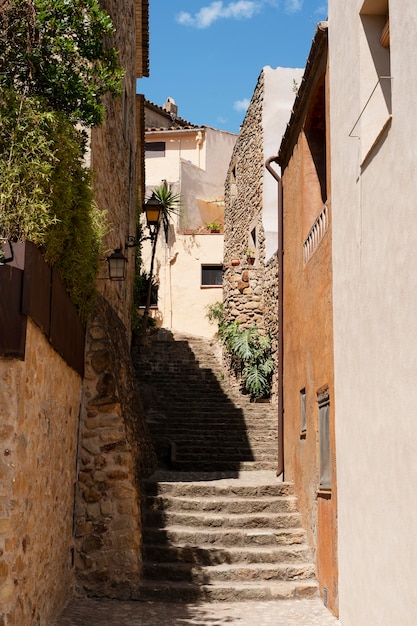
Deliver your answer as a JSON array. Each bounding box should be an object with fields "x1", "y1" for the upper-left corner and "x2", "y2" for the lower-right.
[
  {"x1": 142, "y1": 561, "x2": 316, "y2": 584},
  {"x1": 172, "y1": 461, "x2": 277, "y2": 472},
  {"x1": 170, "y1": 455, "x2": 276, "y2": 466},
  {"x1": 143, "y1": 543, "x2": 311, "y2": 565},
  {"x1": 145, "y1": 494, "x2": 299, "y2": 514},
  {"x1": 143, "y1": 509, "x2": 302, "y2": 529},
  {"x1": 143, "y1": 476, "x2": 294, "y2": 497},
  {"x1": 132, "y1": 579, "x2": 319, "y2": 602},
  {"x1": 142, "y1": 526, "x2": 307, "y2": 548}
]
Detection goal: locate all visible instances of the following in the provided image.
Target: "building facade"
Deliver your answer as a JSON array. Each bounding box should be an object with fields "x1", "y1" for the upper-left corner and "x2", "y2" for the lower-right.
[
  {"x1": 277, "y1": 24, "x2": 338, "y2": 615},
  {"x1": 329, "y1": 1, "x2": 417, "y2": 624},
  {"x1": 0, "y1": 2, "x2": 155, "y2": 622},
  {"x1": 142, "y1": 99, "x2": 237, "y2": 338},
  {"x1": 223, "y1": 66, "x2": 303, "y2": 400}
]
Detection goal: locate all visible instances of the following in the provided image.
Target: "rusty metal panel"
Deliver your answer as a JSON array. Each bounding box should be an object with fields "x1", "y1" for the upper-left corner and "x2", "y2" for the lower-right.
[
  {"x1": 49, "y1": 268, "x2": 85, "y2": 376},
  {"x1": 0, "y1": 265, "x2": 27, "y2": 358},
  {"x1": 21, "y1": 241, "x2": 51, "y2": 336}
]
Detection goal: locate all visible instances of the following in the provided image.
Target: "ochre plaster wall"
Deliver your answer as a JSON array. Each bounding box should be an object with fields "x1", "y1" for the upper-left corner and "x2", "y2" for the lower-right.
[
  {"x1": 0, "y1": 320, "x2": 82, "y2": 625},
  {"x1": 282, "y1": 126, "x2": 338, "y2": 614}
]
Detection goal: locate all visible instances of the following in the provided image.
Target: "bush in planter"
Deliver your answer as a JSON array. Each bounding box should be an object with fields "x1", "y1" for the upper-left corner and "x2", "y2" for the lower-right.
[{"x1": 205, "y1": 221, "x2": 223, "y2": 232}]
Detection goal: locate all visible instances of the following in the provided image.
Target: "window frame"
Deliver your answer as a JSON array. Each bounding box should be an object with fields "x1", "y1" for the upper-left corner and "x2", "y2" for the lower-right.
[
  {"x1": 201, "y1": 264, "x2": 223, "y2": 288},
  {"x1": 145, "y1": 141, "x2": 166, "y2": 158}
]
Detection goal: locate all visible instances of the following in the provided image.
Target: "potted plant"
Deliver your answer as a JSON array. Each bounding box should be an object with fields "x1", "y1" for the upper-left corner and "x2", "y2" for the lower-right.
[
  {"x1": 205, "y1": 220, "x2": 222, "y2": 233},
  {"x1": 244, "y1": 248, "x2": 256, "y2": 265}
]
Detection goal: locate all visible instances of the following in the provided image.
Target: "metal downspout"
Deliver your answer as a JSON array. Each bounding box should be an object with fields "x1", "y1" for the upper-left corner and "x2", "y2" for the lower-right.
[{"x1": 265, "y1": 155, "x2": 284, "y2": 479}]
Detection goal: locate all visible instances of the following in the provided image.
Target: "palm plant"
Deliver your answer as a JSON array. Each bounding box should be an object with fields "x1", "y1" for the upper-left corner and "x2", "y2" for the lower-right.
[
  {"x1": 206, "y1": 302, "x2": 273, "y2": 399},
  {"x1": 141, "y1": 181, "x2": 181, "y2": 333}
]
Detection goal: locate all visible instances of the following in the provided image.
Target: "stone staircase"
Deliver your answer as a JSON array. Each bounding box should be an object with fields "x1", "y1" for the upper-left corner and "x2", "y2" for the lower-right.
[
  {"x1": 132, "y1": 330, "x2": 318, "y2": 601},
  {"x1": 134, "y1": 330, "x2": 277, "y2": 472}
]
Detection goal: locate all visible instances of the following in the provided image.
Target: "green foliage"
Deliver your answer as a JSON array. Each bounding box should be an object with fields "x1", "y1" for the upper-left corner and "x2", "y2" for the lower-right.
[
  {"x1": 149, "y1": 181, "x2": 182, "y2": 243},
  {"x1": 206, "y1": 302, "x2": 273, "y2": 399},
  {"x1": 205, "y1": 220, "x2": 222, "y2": 231},
  {"x1": 206, "y1": 301, "x2": 225, "y2": 332},
  {"x1": 0, "y1": 89, "x2": 108, "y2": 319},
  {"x1": 0, "y1": 0, "x2": 123, "y2": 126}
]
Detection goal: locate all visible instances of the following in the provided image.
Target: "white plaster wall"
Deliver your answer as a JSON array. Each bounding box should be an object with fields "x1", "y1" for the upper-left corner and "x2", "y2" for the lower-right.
[
  {"x1": 329, "y1": 1, "x2": 417, "y2": 624},
  {"x1": 143, "y1": 126, "x2": 236, "y2": 338},
  {"x1": 145, "y1": 129, "x2": 206, "y2": 185},
  {"x1": 142, "y1": 233, "x2": 224, "y2": 338},
  {"x1": 181, "y1": 128, "x2": 237, "y2": 229},
  {"x1": 262, "y1": 66, "x2": 304, "y2": 260}
]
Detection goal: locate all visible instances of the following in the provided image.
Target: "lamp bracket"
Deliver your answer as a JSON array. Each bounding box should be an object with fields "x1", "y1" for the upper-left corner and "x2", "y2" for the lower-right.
[{"x1": 126, "y1": 236, "x2": 139, "y2": 248}]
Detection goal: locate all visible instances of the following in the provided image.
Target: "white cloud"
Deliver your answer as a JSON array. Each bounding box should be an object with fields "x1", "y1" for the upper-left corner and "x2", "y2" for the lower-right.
[
  {"x1": 234, "y1": 98, "x2": 250, "y2": 112},
  {"x1": 315, "y1": 3, "x2": 328, "y2": 17},
  {"x1": 177, "y1": 1, "x2": 262, "y2": 29},
  {"x1": 284, "y1": 0, "x2": 303, "y2": 14}
]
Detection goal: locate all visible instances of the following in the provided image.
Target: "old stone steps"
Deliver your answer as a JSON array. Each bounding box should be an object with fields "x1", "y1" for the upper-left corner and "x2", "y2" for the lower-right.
[
  {"x1": 138, "y1": 471, "x2": 318, "y2": 602},
  {"x1": 145, "y1": 494, "x2": 298, "y2": 514},
  {"x1": 142, "y1": 544, "x2": 311, "y2": 565},
  {"x1": 142, "y1": 526, "x2": 307, "y2": 548},
  {"x1": 133, "y1": 330, "x2": 277, "y2": 471},
  {"x1": 143, "y1": 561, "x2": 316, "y2": 584},
  {"x1": 133, "y1": 331, "x2": 318, "y2": 602},
  {"x1": 132, "y1": 579, "x2": 319, "y2": 602}
]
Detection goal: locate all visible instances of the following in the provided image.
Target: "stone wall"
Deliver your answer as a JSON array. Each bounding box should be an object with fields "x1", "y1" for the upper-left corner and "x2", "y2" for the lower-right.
[
  {"x1": 0, "y1": 320, "x2": 82, "y2": 626},
  {"x1": 264, "y1": 252, "x2": 279, "y2": 402},
  {"x1": 75, "y1": 295, "x2": 157, "y2": 598},
  {"x1": 223, "y1": 70, "x2": 278, "y2": 398},
  {"x1": 90, "y1": 0, "x2": 140, "y2": 333},
  {"x1": 74, "y1": 0, "x2": 157, "y2": 601}
]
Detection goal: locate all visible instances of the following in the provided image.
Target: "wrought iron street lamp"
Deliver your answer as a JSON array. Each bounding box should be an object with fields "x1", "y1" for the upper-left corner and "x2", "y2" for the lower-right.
[
  {"x1": 144, "y1": 193, "x2": 163, "y2": 240},
  {"x1": 106, "y1": 248, "x2": 127, "y2": 281},
  {"x1": 141, "y1": 193, "x2": 164, "y2": 332}
]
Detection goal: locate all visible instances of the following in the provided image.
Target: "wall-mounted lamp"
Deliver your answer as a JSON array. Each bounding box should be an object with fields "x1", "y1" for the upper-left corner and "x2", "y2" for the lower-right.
[
  {"x1": 106, "y1": 248, "x2": 127, "y2": 281},
  {"x1": 144, "y1": 193, "x2": 163, "y2": 240}
]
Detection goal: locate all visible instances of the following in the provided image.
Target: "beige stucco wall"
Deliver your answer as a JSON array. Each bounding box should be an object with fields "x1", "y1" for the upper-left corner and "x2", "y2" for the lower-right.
[
  {"x1": 329, "y1": 1, "x2": 417, "y2": 624},
  {"x1": 143, "y1": 124, "x2": 236, "y2": 338},
  {"x1": 142, "y1": 232, "x2": 224, "y2": 338},
  {"x1": 0, "y1": 320, "x2": 82, "y2": 625}
]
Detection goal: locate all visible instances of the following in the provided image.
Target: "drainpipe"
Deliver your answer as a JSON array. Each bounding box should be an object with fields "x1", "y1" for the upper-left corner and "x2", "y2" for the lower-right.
[{"x1": 265, "y1": 155, "x2": 284, "y2": 479}]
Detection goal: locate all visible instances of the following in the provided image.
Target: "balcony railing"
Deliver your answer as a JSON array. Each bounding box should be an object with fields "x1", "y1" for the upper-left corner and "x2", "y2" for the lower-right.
[{"x1": 303, "y1": 205, "x2": 328, "y2": 264}]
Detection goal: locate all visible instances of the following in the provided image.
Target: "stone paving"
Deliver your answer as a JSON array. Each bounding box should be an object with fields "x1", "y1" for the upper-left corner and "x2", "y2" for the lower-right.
[{"x1": 54, "y1": 597, "x2": 342, "y2": 625}]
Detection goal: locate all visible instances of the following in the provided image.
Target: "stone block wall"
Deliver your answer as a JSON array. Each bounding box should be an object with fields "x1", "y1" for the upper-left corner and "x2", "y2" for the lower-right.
[
  {"x1": 223, "y1": 70, "x2": 266, "y2": 329},
  {"x1": 222, "y1": 69, "x2": 279, "y2": 398},
  {"x1": 75, "y1": 296, "x2": 157, "y2": 598},
  {"x1": 90, "y1": 0, "x2": 140, "y2": 334},
  {"x1": 0, "y1": 320, "x2": 82, "y2": 626},
  {"x1": 264, "y1": 252, "x2": 279, "y2": 402}
]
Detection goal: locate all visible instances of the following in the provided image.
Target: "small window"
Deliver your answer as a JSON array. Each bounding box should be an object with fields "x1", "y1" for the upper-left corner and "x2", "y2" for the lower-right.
[
  {"x1": 318, "y1": 389, "x2": 331, "y2": 490},
  {"x1": 300, "y1": 388, "x2": 306, "y2": 434},
  {"x1": 201, "y1": 265, "x2": 223, "y2": 287},
  {"x1": 352, "y1": 0, "x2": 391, "y2": 164},
  {"x1": 145, "y1": 142, "x2": 165, "y2": 158}
]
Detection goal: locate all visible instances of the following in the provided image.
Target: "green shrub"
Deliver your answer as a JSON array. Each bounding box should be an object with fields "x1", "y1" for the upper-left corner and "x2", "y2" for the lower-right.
[
  {"x1": 0, "y1": 90, "x2": 108, "y2": 320},
  {"x1": 207, "y1": 302, "x2": 273, "y2": 399},
  {"x1": 0, "y1": 0, "x2": 123, "y2": 126}
]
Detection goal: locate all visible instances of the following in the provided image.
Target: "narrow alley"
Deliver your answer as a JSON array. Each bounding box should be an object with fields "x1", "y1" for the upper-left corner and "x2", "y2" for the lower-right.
[{"x1": 55, "y1": 332, "x2": 340, "y2": 625}]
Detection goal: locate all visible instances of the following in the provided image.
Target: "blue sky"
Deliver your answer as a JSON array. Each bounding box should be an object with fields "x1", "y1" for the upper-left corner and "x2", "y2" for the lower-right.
[{"x1": 138, "y1": 0, "x2": 328, "y2": 134}]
